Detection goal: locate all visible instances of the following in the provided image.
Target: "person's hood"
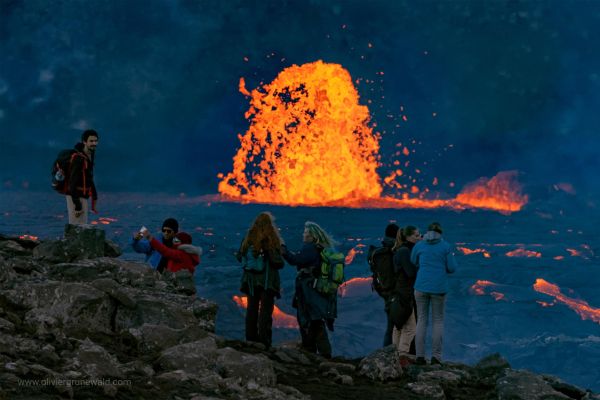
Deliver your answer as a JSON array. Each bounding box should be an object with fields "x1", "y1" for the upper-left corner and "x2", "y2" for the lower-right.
[
  {"x1": 382, "y1": 237, "x2": 395, "y2": 248},
  {"x1": 423, "y1": 231, "x2": 442, "y2": 244},
  {"x1": 178, "y1": 244, "x2": 203, "y2": 256}
]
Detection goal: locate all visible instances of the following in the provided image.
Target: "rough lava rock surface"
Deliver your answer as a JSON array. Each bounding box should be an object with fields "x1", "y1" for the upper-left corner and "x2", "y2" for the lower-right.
[{"x1": 0, "y1": 227, "x2": 598, "y2": 399}]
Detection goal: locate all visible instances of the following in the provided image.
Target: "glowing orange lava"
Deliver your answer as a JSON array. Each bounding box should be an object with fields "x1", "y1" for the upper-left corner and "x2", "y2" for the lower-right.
[
  {"x1": 470, "y1": 280, "x2": 506, "y2": 301},
  {"x1": 232, "y1": 295, "x2": 298, "y2": 328},
  {"x1": 344, "y1": 244, "x2": 366, "y2": 265},
  {"x1": 454, "y1": 171, "x2": 528, "y2": 213},
  {"x1": 218, "y1": 60, "x2": 382, "y2": 206},
  {"x1": 457, "y1": 247, "x2": 491, "y2": 258},
  {"x1": 470, "y1": 280, "x2": 496, "y2": 296},
  {"x1": 338, "y1": 277, "x2": 373, "y2": 297},
  {"x1": 533, "y1": 279, "x2": 600, "y2": 324},
  {"x1": 218, "y1": 61, "x2": 528, "y2": 214},
  {"x1": 506, "y1": 249, "x2": 542, "y2": 258},
  {"x1": 18, "y1": 234, "x2": 39, "y2": 241}
]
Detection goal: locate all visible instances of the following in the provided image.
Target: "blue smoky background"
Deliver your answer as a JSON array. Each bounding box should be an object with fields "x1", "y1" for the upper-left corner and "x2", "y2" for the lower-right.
[{"x1": 0, "y1": 0, "x2": 599, "y2": 196}]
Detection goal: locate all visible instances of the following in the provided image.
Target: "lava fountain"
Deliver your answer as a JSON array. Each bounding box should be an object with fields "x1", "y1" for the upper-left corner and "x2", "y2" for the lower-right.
[
  {"x1": 218, "y1": 60, "x2": 528, "y2": 213},
  {"x1": 218, "y1": 60, "x2": 381, "y2": 206}
]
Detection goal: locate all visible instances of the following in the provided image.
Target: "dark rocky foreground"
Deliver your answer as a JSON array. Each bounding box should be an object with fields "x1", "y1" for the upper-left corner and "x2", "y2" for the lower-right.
[{"x1": 0, "y1": 227, "x2": 598, "y2": 400}]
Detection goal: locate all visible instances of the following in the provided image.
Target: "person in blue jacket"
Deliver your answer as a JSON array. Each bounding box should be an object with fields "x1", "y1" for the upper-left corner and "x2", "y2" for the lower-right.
[
  {"x1": 131, "y1": 218, "x2": 179, "y2": 273},
  {"x1": 281, "y1": 221, "x2": 337, "y2": 359},
  {"x1": 410, "y1": 222, "x2": 457, "y2": 365}
]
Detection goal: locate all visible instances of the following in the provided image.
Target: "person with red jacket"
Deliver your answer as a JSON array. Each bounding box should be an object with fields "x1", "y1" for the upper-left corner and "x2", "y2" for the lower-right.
[{"x1": 142, "y1": 230, "x2": 202, "y2": 274}]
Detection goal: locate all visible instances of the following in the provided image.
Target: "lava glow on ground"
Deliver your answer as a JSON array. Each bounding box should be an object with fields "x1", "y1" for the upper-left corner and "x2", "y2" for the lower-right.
[{"x1": 218, "y1": 61, "x2": 528, "y2": 214}]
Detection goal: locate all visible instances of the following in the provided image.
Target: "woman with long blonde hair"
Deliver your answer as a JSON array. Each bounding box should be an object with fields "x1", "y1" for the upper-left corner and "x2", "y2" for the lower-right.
[
  {"x1": 237, "y1": 212, "x2": 284, "y2": 348},
  {"x1": 281, "y1": 221, "x2": 338, "y2": 358}
]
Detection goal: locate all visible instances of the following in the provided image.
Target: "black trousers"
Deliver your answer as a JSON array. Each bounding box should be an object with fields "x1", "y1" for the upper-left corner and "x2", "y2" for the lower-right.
[
  {"x1": 245, "y1": 286, "x2": 275, "y2": 348},
  {"x1": 300, "y1": 320, "x2": 332, "y2": 358}
]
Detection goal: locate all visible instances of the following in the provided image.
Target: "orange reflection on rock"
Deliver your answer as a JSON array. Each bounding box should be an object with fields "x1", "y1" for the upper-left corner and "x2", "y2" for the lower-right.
[
  {"x1": 233, "y1": 295, "x2": 298, "y2": 328},
  {"x1": 533, "y1": 279, "x2": 600, "y2": 324},
  {"x1": 457, "y1": 247, "x2": 491, "y2": 258},
  {"x1": 338, "y1": 277, "x2": 372, "y2": 297},
  {"x1": 506, "y1": 249, "x2": 542, "y2": 258}
]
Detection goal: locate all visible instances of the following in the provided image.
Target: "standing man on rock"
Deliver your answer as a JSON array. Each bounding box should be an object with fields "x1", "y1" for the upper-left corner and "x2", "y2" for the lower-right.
[{"x1": 66, "y1": 129, "x2": 99, "y2": 225}]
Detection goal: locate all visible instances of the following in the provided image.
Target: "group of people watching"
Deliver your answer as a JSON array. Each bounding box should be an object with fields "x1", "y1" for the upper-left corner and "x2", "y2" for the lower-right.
[
  {"x1": 129, "y1": 214, "x2": 457, "y2": 365},
  {"x1": 375, "y1": 222, "x2": 457, "y2": 365},
  {"x1": 61, "y1": 129, "x2": 457, "y2": 365}
]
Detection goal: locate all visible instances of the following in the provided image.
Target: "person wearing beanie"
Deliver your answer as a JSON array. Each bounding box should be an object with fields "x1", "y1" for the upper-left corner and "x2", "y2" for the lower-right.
[
  {"x1": 410, "y1": 222, "x2": 458, "y2": 365},
  {"x1": 131, "y1": 217, "x2": 179, "y2": 273},
  {"x1": 144, "y1": 230, "x2": 202, "y2": 275},
  {"x1": 367, "y1": 223, "x2": 400, "y2": 347}
]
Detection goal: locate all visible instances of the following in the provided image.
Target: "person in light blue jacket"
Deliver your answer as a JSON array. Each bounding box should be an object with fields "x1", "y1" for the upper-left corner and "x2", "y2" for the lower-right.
[
  {"x1": 131, "y1": 218, "x2": 179, "y2": 272},
  {"x1": 410, "y1": 222, "x2": 457, "y2": 365}
]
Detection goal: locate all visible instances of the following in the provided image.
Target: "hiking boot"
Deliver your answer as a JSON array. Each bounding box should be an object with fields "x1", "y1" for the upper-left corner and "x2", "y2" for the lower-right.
[
  {"x1": 430, "y1": 357, "x2": 442, "y2": 365},
  {"x1": 415, "y1": 357, "x2": 426, "y2": 365}
]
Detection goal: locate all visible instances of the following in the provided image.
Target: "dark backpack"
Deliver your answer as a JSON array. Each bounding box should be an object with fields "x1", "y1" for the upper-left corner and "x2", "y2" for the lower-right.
[
  {"x1": 51, "y1": 149, "x2": 79, "y2": 194},
  {"x1": 367, "y1": 245, "x2": 397, "y2": 298},
  {"x1": 313, "y1": 248, "x2": 345, "y2": 296}
]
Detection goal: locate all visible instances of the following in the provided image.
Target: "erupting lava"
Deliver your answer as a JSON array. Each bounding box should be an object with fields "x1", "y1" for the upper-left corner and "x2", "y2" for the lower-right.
[
  {"x1": 533, "y1": 279, "x2": 600, "y2": 324},
  {"x1": 218, "y1": 60, "x2": 381, "y2": 206},
  {"x1": 457, "y1": 246, "x2": 491, "y2": 258},
  {"x1": 218, "y1": 60, "x2": 528, "y2": 213},
  {"x1": 454, "y1": 171, "x2": 528, "y2": 213}
]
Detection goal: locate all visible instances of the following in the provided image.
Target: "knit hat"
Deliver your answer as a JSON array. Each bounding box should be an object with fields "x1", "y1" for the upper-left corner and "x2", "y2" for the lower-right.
[
  {"x1": 162, "y1": 218, "x2": 179, "y2": 233},
  {"x1": 175, "y1": 232, "x2": 192, "y2": 245},
  {"x1": 384, "y1": 223, "x2": 400, "y2": 238}
]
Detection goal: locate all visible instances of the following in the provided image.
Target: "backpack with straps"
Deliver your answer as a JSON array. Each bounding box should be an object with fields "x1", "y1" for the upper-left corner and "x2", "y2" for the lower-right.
[
  {"x1": 51, "y1": 149, "x2": 81, "y2": 194},
  {"x1": 313, "y1": 248, "x2": 345, "y2": 296},
  {"x1": 367, "y1": 245, "x2": 397, "y2": 298},
  {"x1": 241, "y1": 245, "x2": 266, "y2": 273}
]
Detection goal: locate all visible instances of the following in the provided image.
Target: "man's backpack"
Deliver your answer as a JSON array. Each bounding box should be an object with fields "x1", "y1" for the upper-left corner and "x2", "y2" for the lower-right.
[
  {"x1": 367, "y1": 245, "x2": 397, "y2": 298},
  {"x1": 314, "y1": 248, "x2": 345, "y2": 296},
  {"x1": 241, "y1": 245, "x2": 266, "y2": 273},
  {"x1": 51, "y1": 149, "x2": 79, "y2": 194}
]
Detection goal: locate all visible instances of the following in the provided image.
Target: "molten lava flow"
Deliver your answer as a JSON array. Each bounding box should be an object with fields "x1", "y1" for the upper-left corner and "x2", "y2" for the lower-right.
[
  {"x1": 470, "y1": 280, "x2": 506, "y2": 301},
  {"x1": 454, "y1": 171, "x2": 528, "y2": 213},
  {"x1": 533, "y1": 279, "x2": 600, "y2": 324},
  {"x1": 344, "y1": 244, "x2": 366, "y2": 265},
  {"x1": 457, "y1": 247, "x2": 491, "y2": 258},
  {"x1": 91, "y1": 217, "x2": 118, "y2": 226},
  {"x1": 470, "y1": 280, "x2": 497, "y2": 296},
  {"x1": 506, "y1": 249, "x2": 542, "y2": 258},
  {"x1": 232, "y1": 296, "x2": 298, "y2": 328},
  {"x1": 338, "y1": 277, "x2": 373, "y2": 297},
  {"x1": 218, "y1": 60, "x2": 382, "y2": 206}
]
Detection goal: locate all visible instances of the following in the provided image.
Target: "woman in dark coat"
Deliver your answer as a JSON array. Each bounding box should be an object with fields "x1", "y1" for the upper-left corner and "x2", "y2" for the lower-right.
[
  {"x1": 282, "y1": 221, "x2": 337, "y2": 359},
  {"x1": 236, "y1": 212, "x2": 284, "y2": 348}
]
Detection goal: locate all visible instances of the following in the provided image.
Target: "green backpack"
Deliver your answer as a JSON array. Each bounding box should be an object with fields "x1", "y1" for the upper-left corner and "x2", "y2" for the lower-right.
[{"x1": 314, "y1": 248, "x2": 345, "y2": 296}]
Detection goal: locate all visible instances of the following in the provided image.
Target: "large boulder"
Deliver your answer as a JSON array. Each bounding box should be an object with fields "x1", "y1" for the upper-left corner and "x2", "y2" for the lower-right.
[
  {"x1": 69, "y1": 338, "x2": 125, "y2": 379},
  {"x1": 215, "y1": 347, "x2": 277, "y2": 386},
  {"x1": 12, "y1": 281, "x2": 114, "y2": 337},
  {"x1": 497, "y1": 369, "x2": 571, "y2": 400},
  {"x1": 32, "y1": 225, "x2": 124, "y2": 263},
  {"x1": 156, "y1": 337, "x2": 218, "y2": 374},
  {"x1": 357, "y1": 345, "x2": 403, "y2": 381},
  {"x1": 64, "y1": 224, "x2": 106, "y2": 258}
]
